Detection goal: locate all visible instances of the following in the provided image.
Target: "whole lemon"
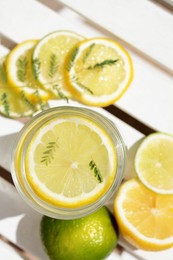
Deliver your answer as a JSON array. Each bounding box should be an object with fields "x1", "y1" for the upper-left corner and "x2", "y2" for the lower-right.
[{"x1": 40, "y1": 206, "x2": 118, "y2": 260}]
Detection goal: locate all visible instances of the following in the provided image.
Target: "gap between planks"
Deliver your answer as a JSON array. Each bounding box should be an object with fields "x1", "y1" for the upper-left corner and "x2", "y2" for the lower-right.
[
  {"x1": 37, "y1": 0, "x2": 173, "y2": 77},
  {"x1": 151, "y1": 0, "x2": 173, "y2": 12},
  {"x1": 0, "y1": 234, "x2": 40, "y2": 260}
]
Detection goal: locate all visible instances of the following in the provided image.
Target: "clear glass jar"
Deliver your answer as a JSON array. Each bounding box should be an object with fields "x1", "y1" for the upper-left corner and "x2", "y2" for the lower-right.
[{"x1": 11, "y1": 106, "x2": 126, "y2": 219}]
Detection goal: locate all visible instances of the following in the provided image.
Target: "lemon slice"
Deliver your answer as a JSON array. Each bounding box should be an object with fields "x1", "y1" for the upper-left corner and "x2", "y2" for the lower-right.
[
  {"x1": 0, "y1": 57, "x2": 42, "y2": 118},
  {"x1": 32, "y1": 30, "x2": 84, "y2": 100},
  {"x1": 6, "y1": 40, "x2": 52, "y2": 103},
  {"x1": 25, "y1": 114, "x2": 117, "y2": 207},
  {"x1": 114, "y1": 178, "x2": 173, "y2": 251},
  {"x1": 135, "y1": 132, "x2": 173, "y2": 194},
  {"x1": 64, "y1": 38, "x2": 133, "y2": 107}
]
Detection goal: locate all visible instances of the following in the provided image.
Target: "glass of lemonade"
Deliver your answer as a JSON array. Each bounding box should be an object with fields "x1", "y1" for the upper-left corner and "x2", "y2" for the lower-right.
[{"x1": 11, "y1": 106, "x2": 126, "y2": 219}]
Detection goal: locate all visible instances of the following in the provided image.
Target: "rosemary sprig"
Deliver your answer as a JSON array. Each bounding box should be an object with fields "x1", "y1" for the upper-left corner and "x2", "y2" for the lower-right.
[
  {"x1": 17, "y1": 56, "x2": 28, "y2": 82},
  {"x1": 1, "y1": 93, "x2": 10, "y2": 116},
  {"x1": 87, "y1": 59, "x2": 118, "y2": 70},
  {"x1": 34, "y1": 90, "x2": 47, "y2": 111},
  {"x1": 48, "y1": 53, "x2": 58, "y2": 79},
  {"x1": 32, "y1": 58, "x2": 40, "y2": 80},
  {"x1": 83, "y1": 43, "x2": 95, "y2": 63},
  {"x1": 40, "y1": 141, "x2": 58, "y2": 166},
  {"x1": 53, "y1": 84, "x2": 69, "y2": 102},
  {"x1": 66, "y1": 47, "x2": 78, "y2": 72},
  {"x1": 20, "y1": 91, "x2": 35, "y2": 111},
  {"x1": 76, "y1": 82, "x2": 93, "y2": 95},
  {"x1": 0, "y1": 64, "x2": 7, "y2": 83},
  {"x1": 89, "y1": 160, "x2": 103, "y2": 183},
  {"x1": 72, "y1": 76, "x2": 93, "y2": 95}
]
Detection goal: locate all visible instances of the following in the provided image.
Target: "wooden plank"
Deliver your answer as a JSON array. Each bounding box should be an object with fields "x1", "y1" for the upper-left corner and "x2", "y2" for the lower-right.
[
  {"x1": 57, "y1": 0, "x2": 173, "y2": 72},
  {"x1": 0, "y1": 0, "x2": 86, "y2": 41},
  {"x1": 0, "y1": 0, "x2": 173, "y2": 133}
]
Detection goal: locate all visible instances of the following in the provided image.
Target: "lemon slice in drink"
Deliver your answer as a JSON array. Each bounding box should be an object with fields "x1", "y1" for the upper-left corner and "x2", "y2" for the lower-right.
[
  {"x1": 6, "y1": 40, "x2": 52, "y2": 103},
  {"x1": 114, "y1": 178, "x2": 173, "y2": 251},
  {"x1": 32, "y1": 30, "x2": 84, "y2": 100},
  {"x1": 135, "y1": 132, "x2": 173, "y2": 194},
  {"x1": 0, "y1": 57, "x2": 41, "y2": 118},
  {"x1": 64, "y1": 38, "x2": 133, "y2": 107},
  {"x1": 25, "y1": 114, "x2": 117, "y2": 207}
]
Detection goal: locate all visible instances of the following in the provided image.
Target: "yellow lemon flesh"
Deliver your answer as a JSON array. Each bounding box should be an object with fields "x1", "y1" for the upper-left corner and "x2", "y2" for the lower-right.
[
  {"x1": 32, "y1": 30, "x2": 84, "y2": 99},
  {"x1": 6, "y1": 40, "x2": 51, "y2": 103},
  {"x1": 135, "y1": 132, "x2": 173, "y2": 194},
  {"x1": 114, "y1": 178, "x2": 173, "y2": 251},
  {"x1": 25, "y1": 114, "x2": 117, "y2": 208},
  {"x1": 0, "y1": 57, "x2": 41, "y2": 118},
  {"x1": 64, "y1": 38, "x2": 133, "y2": 107}
]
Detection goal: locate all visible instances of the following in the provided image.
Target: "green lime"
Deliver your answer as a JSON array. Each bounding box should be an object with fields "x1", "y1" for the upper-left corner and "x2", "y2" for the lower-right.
[{"x1": 40, "y1": 206, "x2": 118, "y2": 260}]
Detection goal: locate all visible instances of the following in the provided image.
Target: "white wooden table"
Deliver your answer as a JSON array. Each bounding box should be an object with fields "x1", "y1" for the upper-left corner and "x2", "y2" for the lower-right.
[{"x1": 0, "y1": 0, "x2": 173, "y2": 259}]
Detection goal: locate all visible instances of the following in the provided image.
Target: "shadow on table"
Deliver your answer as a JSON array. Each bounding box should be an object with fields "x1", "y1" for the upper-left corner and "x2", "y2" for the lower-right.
[
  {"x1": 106, "y1": 137, "x2": 144, "y2": 213},
  {"x1": 0, "y1": 132, "x2": 19, "y2": 173},
  {"x1": 124, "y1": 138, "x2": 144, "y2": 180},
  {"x1": 16, "y1": 213, "x2": 49, "y2": 260},
  {"x1": 0, "y1": 176, "x2": 48, "y2": 259}
]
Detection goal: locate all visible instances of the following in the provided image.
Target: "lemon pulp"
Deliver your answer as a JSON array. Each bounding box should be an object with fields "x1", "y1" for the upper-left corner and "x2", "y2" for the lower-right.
[
  {"x1": 25, "y1": 115, "x2": 117, "y2": 208},
  {"x1": 32, "y1": 30, "x2": 84, "y2": 98},
  {"x1": 6, "y1": 40, "x2": 51, "y2": 102},
  {"x1": 0, "y1": 57, "x2": 39, "y2": 118},
  {"x1": 64, "y1": 38, "x2": 133, "y2": 106},
  {"x1": 135, "y1": 133, "x2": 173, "y2": 194},
  {"x1": 114, "y1": 179, "x2": 173, "y2": 250}
]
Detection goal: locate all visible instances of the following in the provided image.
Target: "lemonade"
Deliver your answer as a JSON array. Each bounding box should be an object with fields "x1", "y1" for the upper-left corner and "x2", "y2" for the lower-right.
[{"x1": 11, "y1": 106, "x2": 126, "y2": 219}]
